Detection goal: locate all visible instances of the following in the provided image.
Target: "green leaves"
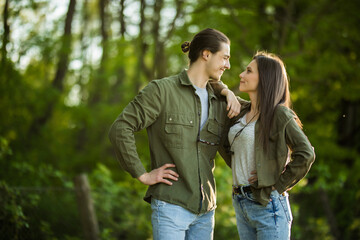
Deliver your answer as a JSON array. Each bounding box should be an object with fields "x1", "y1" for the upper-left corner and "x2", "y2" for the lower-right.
[{"x1": 1, "y1": 0, "x2": 359, "y2": 238}]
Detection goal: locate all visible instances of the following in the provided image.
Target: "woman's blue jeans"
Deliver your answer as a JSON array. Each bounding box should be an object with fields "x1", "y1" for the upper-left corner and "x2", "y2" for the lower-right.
[
  {"x1": 232, "y1": 190, "x2": 293, "y2": 240},
  {"x1": 151, "y1": 198, "x2": 215, "y2": 240}
]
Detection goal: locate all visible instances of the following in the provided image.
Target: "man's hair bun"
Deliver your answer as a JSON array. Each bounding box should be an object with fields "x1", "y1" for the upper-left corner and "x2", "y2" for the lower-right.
[{"x1": 181, "y1": 41, "x2": 191, "y2": 53}]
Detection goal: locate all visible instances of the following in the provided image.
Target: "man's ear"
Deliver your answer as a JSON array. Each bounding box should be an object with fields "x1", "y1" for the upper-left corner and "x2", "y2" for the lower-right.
[{"x1": 202, "y1": 50, "x2": 211, "y2": 60}]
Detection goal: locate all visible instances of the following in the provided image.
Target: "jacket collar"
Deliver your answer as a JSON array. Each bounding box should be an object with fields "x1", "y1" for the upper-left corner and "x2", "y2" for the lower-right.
[
  {"x1": 179, "y1": 69, "x2": 193, "y2": 86},
  {"x1": 179, "y1": 69, "x2": 218, "y2": 100}
]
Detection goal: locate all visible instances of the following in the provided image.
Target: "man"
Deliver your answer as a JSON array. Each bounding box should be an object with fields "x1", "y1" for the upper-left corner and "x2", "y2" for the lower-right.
[{"x1": 108, "y1": 28, "x2": 239, "y2": 240}]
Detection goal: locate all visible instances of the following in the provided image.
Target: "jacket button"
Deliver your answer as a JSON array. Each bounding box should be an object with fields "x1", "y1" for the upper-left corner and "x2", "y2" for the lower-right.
[
  {"x1": 190, "y1": 120, "x2": 193, "y2": 124},
  {"x1": 169, "y1": 118, "x2": 172, "y2": 121}
]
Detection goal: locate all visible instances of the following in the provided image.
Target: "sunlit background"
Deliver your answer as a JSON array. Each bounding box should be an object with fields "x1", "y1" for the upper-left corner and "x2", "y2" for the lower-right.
[{"x1": 1, "y1": 0, "x2": 359, "y2": 239}]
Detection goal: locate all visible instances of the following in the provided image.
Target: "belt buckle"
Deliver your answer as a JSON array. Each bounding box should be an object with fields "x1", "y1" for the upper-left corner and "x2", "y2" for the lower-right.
[{"x1": 233, "y1": 185, "x2": 250, "y2": 195}]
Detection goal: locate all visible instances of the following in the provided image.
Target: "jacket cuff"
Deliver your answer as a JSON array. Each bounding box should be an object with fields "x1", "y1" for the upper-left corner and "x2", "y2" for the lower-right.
[
  {"x1": 274, "y1": 182, "x2": 287, "y2": 194},
  {"x1": 130, "y1": 167, "x2": 147, "y2": 179}
]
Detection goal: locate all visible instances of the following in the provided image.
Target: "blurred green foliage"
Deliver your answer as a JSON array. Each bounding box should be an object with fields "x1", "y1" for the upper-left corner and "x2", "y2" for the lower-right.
[{"x1": 0, "y1": 0, "x2": 359, "y2": 239}]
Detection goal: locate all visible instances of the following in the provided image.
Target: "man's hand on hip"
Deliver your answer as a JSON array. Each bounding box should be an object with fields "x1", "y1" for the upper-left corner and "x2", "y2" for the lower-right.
[{"x1": 137, "y1": 163, "x2": 179, "y2": 186}]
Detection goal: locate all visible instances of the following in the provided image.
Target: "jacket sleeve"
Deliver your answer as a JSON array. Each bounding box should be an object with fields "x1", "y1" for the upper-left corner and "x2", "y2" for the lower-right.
[
  {"x1": 274, "y1": 117, "x2": 315, "y2": 194},
  {"x1": 108, "y1": 81, "x2": 162, "y2": 178},
  {"x1": 208, "y1": 80, "x2": 228, "y2": 97},
  {"x1": 218, "y1": 119, "x2": 232, "y2": 168}
]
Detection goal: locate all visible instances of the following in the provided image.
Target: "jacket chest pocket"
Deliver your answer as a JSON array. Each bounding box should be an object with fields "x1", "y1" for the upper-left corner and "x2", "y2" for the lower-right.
[
  {"x1": 205, "y1": 119, "x2": 223, "y2": 143},
  {"x1": 199, "y1": 119, "x2": 224, "y2": 160},
  {"x1": 163, "y1": 112, "x2": 195, "y2": 148}
]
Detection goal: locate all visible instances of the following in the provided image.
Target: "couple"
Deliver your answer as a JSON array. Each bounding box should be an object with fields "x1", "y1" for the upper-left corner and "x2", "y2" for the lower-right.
[{"x1": 108, "y1": 28, "x2": 315, "y2": 240}]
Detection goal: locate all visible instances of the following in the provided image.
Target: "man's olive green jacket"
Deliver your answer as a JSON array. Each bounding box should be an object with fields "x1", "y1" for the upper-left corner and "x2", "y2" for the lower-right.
[{"x1": 109, "y1": 70, "x2": 230, "y2": 214}]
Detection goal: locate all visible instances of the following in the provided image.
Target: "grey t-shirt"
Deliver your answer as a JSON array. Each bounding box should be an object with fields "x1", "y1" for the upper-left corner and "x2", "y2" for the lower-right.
[
  {"x1": 228, "y1": 114, "x2": 257, "y2": 186},
  {"x1": 194, "y1": 85, "x2": 209, "y2": 130}
]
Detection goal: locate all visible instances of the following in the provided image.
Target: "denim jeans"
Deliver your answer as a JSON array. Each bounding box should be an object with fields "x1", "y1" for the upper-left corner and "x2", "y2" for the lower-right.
[
  {"x1": 232, "y1": 190, "x2": 293, "y2": 240},
  {"x1": 151, "y1": 198, "x2": 215, "y2": 240}
]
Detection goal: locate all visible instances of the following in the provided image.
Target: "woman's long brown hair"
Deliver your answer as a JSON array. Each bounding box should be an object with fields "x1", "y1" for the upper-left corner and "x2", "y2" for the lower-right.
[{"x1": 254, "y1": 51, "x2": 302, "y2": 152}]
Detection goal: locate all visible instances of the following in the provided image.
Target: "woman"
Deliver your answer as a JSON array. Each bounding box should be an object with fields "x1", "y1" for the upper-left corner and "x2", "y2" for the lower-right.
[{"x1": 219, "y1": 51, "x2": 315, "y2": 239}]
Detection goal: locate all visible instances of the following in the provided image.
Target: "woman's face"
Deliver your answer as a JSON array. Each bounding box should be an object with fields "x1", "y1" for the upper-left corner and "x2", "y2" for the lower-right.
[{"x1": 239, "y1": 59, "x2": 259, "y2": 94}]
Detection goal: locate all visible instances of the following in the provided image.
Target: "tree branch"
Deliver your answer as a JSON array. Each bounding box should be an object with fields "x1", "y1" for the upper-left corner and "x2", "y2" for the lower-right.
[
  {"x1": 164, "y1": 0, "x2": 185, "y2": 43},
  {"x1": 222, "y1": 0, "x2": 253, "y2": 55}
]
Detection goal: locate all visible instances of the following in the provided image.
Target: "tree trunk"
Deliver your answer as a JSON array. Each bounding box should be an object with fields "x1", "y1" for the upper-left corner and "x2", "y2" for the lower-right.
[
  {"x1": 89, "y1": 0, "x2": 109, "y2": 105},
  {"x1": 133, "y1": 0, "x2": 150, "y2": 92},
  {"x1": 153, "y1": 0, "x2": 185, "y2": 79},
  {"x1": 119, "y1": 0, "x2": 126, "y2": 38},
  {"x1": 74, "y1": 174, "x2": 100, "y2": 240},
  {"x1": 1, "y1": 0, "x2": 10, "y2": 66},
  {"x1": 29, "y1": 0, "x2": 76, "y2": 136},
  {"x1": 318, "y1": 188, "x2": 340, "y2": 240},
  {"x1": 276, "y1": 0, "x2": 295, "y2": 53},
  {"x1": 99, "y1": 0, "x2": 109, "y2": 63},
  {"x1": 78, "y1": 0, "x2": 89, "y2": 102},
  {"x1": 152, "y1": 0, "x2": 163, "y2": 79},
  {"x1": 108, "y1": 0, "x2": 127, "y2": 104},
  {"x1": 53, "y1": 0, "x2": 76, "y2": 91}
]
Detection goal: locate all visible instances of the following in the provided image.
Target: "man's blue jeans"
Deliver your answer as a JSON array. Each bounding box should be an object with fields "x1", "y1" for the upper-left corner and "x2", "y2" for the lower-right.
[
  {"x1": 151, "y1": 198, "x2": 215, "y2": 240},
  {"x1": 232, "y1": 190, "x2": 293, "y2": 240}
]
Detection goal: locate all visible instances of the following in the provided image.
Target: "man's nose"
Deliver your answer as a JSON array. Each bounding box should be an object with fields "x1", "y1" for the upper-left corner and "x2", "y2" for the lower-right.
[{"x1": 225, "y1": 60, "x2": 230, "y2": 69}]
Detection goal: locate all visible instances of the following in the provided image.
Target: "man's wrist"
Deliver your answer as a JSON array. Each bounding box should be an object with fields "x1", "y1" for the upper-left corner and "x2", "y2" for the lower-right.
[{"x1": 137, "y1": 172, "x2": 148, "y2": 184}]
